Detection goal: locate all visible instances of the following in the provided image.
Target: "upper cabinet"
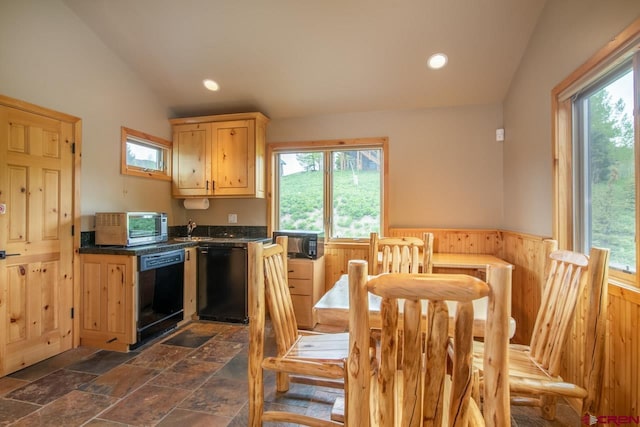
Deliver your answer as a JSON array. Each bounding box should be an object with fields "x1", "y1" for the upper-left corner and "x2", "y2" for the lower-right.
[
  {"x1": 172, "y1": 122, "x2": 212, "y2": 196},
  {"x1": 170, "y1": 112, "x2": 269, "y2": 198}
]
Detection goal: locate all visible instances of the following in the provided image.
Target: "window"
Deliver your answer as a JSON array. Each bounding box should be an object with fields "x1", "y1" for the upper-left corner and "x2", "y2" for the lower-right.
[
  {"x1": 121, "y1": 126, "x2": 172, "y2": 181},
  {"x1": 268, "y1": 137, "x2": 388, "y2": 240},
  {"x1": 574, "y1": 65, "x2": 635, "y2": 273},
  {"x1": 553, "y1": 22, "x2": 640, "y2": 286}
]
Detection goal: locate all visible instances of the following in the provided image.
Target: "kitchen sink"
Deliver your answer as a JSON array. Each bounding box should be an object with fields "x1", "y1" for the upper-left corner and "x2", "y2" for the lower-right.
[{"x1": 173, "y1": 236, "x2": 215, "y2": 242}]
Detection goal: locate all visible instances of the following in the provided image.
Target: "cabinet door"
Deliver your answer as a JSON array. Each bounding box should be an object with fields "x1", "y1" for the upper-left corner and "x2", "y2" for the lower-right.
[
  {"x1": 183, "y1": 247, "x2": 197, "y2": 320},
  {"x1": 172, "y1": 123, "x2": 212, "y2": 197},
  {"x1": 211, "y1": 120, "x2": 255, "y2": 196},
  {"x1": 80, "y1": 254, "x2": 135, "y2": 351},
  {"x1": 291, "y1": 295, "x2": 313, "y2": 329}
]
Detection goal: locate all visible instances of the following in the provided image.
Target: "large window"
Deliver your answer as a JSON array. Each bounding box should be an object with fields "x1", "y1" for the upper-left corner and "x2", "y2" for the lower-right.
[
  {"x1": 553, "y1": 22, "x2": 640, "y2": 286},
  {"x1": 574, "y1": 65, "x2": 635, "y2": 273},
  {"x1": 268, "y1": 137, "x2": 388, "y2": 240}
]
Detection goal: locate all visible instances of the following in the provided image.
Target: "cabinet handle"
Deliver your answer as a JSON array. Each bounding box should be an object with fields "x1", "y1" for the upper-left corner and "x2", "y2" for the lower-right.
[
  {"x1": 206, "y1": 180, "x2": 209, "y2": 190},
  {"x1": 186, "y1": 251, "x2": 191, "y2": 261},
  {"x1": 288, "y1": 285, "x2": 295, "y2": 289},
  {"x1": 288, "y1": 269, "x2": 294, "y2": 273},
  {"x1": 106, "y1": 337, "x2": 118, "y2": 343},
  {"x1": 212, "y1": 180, "x2": 215, "y2": 190}
]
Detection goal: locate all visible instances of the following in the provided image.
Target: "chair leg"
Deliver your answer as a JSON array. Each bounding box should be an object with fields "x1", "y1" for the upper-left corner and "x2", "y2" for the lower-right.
[
  {"x1": 276, "y1": 371, "x2": 290, "y2": 392},
  {"x1": 540, "y1": 395, "x2": 557, "y2": 420},
  {"x1": 471, "y1": 369, "x2": 480, "y2": 404}
]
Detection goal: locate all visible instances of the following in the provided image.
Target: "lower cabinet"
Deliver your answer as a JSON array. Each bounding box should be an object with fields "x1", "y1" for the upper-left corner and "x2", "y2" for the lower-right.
[
  {"x1": 80, "y1": 247, "x2": 198, "y2": 352},
  {"x1": 80, "y1": 254, "x2": 136, "y2": 352},
  {"x1": 183, "y1": 247, "x2": 197, "y2": 320},
  {"x1": 287, "y1": 257, "x2": 325, "y2": 329}
]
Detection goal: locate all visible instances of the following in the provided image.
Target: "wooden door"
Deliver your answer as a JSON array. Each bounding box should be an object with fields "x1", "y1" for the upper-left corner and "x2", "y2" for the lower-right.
[
  {"x1": 172, "y1": 123, "x2": 212, "y2": 197},
  {"x1": 212, "y1": 119, "x2": 255, "y2": 196},
  {"x1": 0, "y1": 104, "x2": 76, "y2": 376}
]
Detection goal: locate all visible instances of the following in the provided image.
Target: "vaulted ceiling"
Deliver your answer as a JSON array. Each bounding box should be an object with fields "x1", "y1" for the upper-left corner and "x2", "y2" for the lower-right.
[{"x1": 62, "y1": 0, "x2": 547, "y2": 119}]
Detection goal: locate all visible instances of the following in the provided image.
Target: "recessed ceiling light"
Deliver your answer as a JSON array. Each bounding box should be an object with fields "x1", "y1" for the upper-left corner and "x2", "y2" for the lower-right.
[
  {"x1": 427, "y1": 53, "x2": 448, "y2": 69},
  {"x1": 203, "y1": 79, "x2": 220, "y2": 91}
]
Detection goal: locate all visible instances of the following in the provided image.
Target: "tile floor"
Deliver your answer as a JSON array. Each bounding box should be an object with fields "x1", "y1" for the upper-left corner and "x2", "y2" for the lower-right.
[{"x1": 0, "y1": 321, "x2": 579, "y2": 426}]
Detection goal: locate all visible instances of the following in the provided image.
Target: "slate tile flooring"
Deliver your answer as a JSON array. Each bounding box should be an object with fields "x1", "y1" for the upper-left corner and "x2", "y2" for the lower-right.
[{"x1": 0, "y1": 321, "x2": 578, "y2": 426}]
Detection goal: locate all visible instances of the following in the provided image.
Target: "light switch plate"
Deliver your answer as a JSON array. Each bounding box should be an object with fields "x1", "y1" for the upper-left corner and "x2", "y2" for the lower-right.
[{"x1": 228, "y1": 213, "x2": 237, "y2": 224}]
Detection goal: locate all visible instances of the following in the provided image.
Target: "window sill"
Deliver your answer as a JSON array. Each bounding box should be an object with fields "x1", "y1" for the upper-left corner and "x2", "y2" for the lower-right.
[{"x1": 609, "y1": 278, "x2": 640, "y2": 305}]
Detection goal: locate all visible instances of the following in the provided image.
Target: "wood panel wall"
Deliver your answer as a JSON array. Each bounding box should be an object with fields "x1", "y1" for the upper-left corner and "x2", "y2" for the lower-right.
[
  {"x1": 605, "y1": 287, "x2": 640, "y2": 415},
  {"x1": 500, "y1": 232, "x2": 549, "y2": 345},
  {"x1": 322, "y1": 228, "x2": 640, "y2": 416},
  {"x1": 388, "y1": 228, "x2": 503, "y2": 254},
  {"x1": 323, "y1": 243, "x2": 368, "y2": 293}
]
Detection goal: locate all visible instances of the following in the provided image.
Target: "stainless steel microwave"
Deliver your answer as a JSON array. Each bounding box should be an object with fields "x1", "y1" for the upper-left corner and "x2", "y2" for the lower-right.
[
  {"x1": 95, "y1": 212, "x2": 168, "y2": 247},
  {"x1": 272, "y1": 230, "x2": 324, "y2": 259}
]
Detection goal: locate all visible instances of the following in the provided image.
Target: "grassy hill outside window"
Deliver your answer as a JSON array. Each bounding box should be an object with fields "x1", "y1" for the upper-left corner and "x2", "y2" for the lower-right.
[
  {"x1": 553, "y1": 19, "x2": 640, "y2": 287},
  {"x1": 267, "y1": 137, "x2": 388, "y2": 241},
  {"x1": 121, "y1": 126, "x2": 172, "y2": 180}
]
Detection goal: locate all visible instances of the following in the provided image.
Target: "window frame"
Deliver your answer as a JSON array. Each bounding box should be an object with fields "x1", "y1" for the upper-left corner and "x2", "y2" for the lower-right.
[
  {"x1": 120, "y1": 126, "x2": 172, "y2": 181},
  {"x1": 266, "y1": 137, "x2": 389, "y2": 242},
  {"x1": 553, "y1": 18, "x2": 640, "y2": 287}
]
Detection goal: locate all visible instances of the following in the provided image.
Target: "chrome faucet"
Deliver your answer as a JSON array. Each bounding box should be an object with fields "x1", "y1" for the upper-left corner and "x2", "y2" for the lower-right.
[{"x1": 187, "y1": 219, "x2": 197, "y2": 238}]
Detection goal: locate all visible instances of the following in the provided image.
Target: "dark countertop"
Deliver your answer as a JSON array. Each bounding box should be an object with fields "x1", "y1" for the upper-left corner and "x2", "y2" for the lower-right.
[
  {"x1": 78, "y1": 237, "x2": 272, "y2": 256},
  {"x1": 78, "y1": 240, "x2": 198, "y2": 256}
]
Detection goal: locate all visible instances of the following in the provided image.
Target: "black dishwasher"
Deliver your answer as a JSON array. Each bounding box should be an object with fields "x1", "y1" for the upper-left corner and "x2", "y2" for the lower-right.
[{"x1": 197, "y1": 244, "x2": 249, "y2": 323}]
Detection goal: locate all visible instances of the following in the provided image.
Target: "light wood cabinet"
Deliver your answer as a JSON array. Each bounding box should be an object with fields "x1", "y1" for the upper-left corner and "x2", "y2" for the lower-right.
[
  {"x1": 183, "y1": 247, "x2": 197, "y2": 320},
  {"x1": 170, "y1": 112, "x2": 269, "y2": 198},
  {"x1": 172, "y1": 123, "x2": 212, "y2": 197},
  {"x1": 80, "y1": 254, "x2": 136, "y2": 352},
  {"x1": 80, "y1": 248, "x2": 196, "y2": 351},
  {"x1": 287, "y1": 257, "x2": 325, "y2": 329}
]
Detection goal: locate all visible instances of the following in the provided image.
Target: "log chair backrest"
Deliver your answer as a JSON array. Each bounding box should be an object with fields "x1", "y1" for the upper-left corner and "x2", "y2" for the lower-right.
[
  {"x1": 260, "y1": 236, "x2": 299, "y2": 357},
  {"x1": 530, "y1": 240, "x2": 609, "y2": 383},
  {"x1": 347, "y1": 260, "x2": 490, "y2": 427},
  {"x1": 369, "y1": 232, "x2": 433, "y2": 275}
]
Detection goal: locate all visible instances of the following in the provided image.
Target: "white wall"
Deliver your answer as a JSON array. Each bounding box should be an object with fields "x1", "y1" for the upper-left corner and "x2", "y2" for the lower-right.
[
  {"x1": 181, "y1": 198, "x2": 267, "y2": 227},
  {"x1": 268, "y1": 105, "x2": 504, "y2": 229},
  {"x1": 0, "y1": 0, "x2": 182, "y2": 230},
  {"x1": 503, "y1": 0, "x2": 640, "y2": 236},
  {"x1": 186, "y1": 105, "x2": 505, "y2": 229},
  {"x1": 0, "y1": 1, "x2": 514, "y2": 232}
]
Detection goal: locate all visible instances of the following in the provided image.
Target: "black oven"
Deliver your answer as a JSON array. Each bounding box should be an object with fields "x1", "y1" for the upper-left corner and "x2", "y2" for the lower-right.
[{"x1": 136, "y1": 249, "x2": 185, "y2": 346}]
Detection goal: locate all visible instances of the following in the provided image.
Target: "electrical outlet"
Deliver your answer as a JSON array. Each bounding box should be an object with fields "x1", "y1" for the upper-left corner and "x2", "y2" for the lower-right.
[{"x1": 228, "y1": 213, "x2": 237, "y2": 224}]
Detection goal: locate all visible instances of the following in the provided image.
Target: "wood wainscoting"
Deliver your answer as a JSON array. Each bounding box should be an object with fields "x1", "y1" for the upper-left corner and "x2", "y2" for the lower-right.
[
  {"x1": 604, "y1": 286, "x2": 640, "y2": 415},
  {"x1": 500, "y1": 231, "x2": 549, "y2": 345},
  {"x1": 323, "y1": 228, "x2": 639, "y2": 416},
  {"x1": 388, "y1": 228, "x2": 504, "y2": 254},
  {"x1": 324, "y1": 242, "x2": 369, "y2": 294}
]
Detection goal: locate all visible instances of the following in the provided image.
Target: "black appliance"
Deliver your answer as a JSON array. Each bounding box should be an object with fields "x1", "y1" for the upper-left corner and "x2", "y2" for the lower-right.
[
  {"x1": 197, "y1": 238, "x2": 267, "y2": 323},
  {"x1": 272, "y1": 230, "x2": 324, "y2": 259},
  {"x1": 136, "y1": 249, "x2": 184, "y2": 345}
]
